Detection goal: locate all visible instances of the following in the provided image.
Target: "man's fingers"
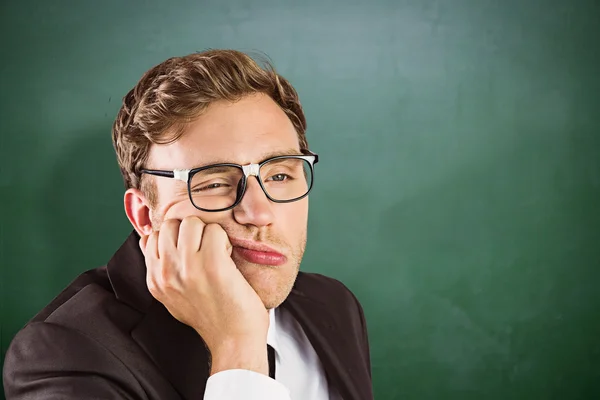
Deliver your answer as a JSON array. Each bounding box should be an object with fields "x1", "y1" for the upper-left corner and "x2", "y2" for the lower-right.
[
  {"x1": 200, "y1": 223, "x2": 232, "y2": 257},
  {"x1": 179, "y1": 216, "x2": 206, "y2": 253},
  {"x1": 145, "y1": 231, "x2": 159, "y2": 260},
  {"x1": 158, "y1": 219, "x2": 181, "y2": 259}
]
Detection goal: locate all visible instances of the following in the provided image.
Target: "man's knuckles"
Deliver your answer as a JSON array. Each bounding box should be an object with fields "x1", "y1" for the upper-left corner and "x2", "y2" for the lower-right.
[
  {"x1": 162, "y1": 218, "x2": 182, "y2": 230},
  {"x1": 180, "y1": 215, "x2": 205, "y2": 229},
  {"x1": 202, "y1": 223, "x2": 229, "y2": 248}
]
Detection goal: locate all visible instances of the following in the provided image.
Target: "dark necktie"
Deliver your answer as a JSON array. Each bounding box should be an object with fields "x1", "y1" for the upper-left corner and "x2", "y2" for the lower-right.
[{"x1": 267, "y1": 344, "x2": 276, "y2": 379}]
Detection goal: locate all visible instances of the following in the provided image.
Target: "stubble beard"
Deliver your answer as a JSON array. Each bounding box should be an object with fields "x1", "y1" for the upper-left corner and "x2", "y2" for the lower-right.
[{"x1": 239, "y1": 231, "x2": 307, "y2": 310}]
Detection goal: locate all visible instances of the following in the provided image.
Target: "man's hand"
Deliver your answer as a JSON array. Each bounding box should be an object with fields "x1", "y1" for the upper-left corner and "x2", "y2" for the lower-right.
[{"x1": 139, "y1": 216, "x2": 270, "y2": 376}]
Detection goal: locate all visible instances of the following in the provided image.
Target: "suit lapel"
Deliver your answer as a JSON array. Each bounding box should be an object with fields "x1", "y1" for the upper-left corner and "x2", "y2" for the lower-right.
[
  {"x1": 131, "y1": 301, "x2": 210, "y2": 400},
  {"x1": 283, "y1": 286, "x2": 363, "y2": 400}
]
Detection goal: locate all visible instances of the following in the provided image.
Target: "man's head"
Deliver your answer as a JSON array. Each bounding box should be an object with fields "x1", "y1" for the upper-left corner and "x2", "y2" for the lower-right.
[{"x1": 112, "y1": 50, "x2": 311, "y2": 309}]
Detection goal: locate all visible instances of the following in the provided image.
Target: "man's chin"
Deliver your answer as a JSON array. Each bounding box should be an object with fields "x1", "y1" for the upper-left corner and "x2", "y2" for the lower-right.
[
  {"x1": 257, "y1": 289, "x2": 292, "y2": 310},
  {"x1": 235, "y1": 261, "x2": 299, "y2": 310}
]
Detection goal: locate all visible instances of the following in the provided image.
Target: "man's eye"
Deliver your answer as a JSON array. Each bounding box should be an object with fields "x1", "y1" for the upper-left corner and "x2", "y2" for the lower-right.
[
  {"x1": 191, "y1": 182, "x2": 228, "y2": 192},
  {"x1": 268, "y1": 174, "x2": 291, "y2": 182}
]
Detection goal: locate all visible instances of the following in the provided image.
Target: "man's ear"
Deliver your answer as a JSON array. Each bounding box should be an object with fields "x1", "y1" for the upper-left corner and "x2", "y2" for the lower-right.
[{"x1": 124, "y1": 188, "x2": 154, "y2": 237}]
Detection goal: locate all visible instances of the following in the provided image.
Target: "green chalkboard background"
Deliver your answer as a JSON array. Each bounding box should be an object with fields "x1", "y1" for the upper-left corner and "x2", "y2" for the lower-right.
[{"x1": 1, "y1": 0, "x2": 599, "y2": 398}]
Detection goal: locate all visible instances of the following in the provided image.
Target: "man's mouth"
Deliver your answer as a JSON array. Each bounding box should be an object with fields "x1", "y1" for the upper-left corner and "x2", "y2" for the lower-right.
[{"x1": 229, "y1": 238, "x2": 287, "y2": 266}]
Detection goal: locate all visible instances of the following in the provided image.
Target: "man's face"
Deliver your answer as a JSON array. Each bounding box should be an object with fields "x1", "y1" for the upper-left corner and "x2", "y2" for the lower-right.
[{"x1": 145, "y1": 93, "x2": 308, "y2": 309}]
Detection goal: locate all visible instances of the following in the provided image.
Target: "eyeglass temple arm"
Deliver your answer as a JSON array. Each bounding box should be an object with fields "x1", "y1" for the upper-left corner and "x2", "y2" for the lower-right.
[{"x1": 141, "y1": 169, "x2": 189, "y2": 183}]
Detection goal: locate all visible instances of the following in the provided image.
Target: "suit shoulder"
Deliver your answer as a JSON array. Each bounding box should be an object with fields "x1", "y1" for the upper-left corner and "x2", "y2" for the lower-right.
[
  {"x1": 24, "y1": 266, "x2": 140, "y2": 342},
  {"x1": 30, "y1": 266, "x2": 113, "y2": 323},
  {"x1": 5, "y1": 321, "x2": 124, "y2": 366}
]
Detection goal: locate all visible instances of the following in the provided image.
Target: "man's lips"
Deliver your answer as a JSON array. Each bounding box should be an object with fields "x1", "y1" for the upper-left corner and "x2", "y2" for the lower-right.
[{"x1": 229, "y1": 238, "x2": 287, "y2": 266}]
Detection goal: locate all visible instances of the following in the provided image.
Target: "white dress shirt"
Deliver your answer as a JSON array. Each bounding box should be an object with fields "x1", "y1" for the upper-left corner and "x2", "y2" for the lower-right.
[{"x1": 204, "y1": 307, "x2": 340, "y2": 400}]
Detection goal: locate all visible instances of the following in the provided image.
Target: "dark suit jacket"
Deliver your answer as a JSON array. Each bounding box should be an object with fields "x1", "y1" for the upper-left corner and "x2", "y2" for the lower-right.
[{"x1": 3, "y1": 231, "x2": 373, "y2": 400}]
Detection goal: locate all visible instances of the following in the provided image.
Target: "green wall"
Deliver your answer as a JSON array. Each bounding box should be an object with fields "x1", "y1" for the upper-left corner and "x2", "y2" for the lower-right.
[{"x1": 1, "y1": 0, "x2": 599, "y2": 398}]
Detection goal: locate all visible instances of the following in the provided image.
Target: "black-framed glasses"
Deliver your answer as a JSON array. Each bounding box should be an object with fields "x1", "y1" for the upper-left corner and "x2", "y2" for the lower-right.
[{"x1": 140, "y1": 151, "x2": 319, "y2": 212}]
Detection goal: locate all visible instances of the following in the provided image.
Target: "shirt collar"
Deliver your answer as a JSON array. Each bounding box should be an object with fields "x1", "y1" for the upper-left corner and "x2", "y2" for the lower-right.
[{"x1": 266, "y1": 307, "x2": 279, "y2": 355}]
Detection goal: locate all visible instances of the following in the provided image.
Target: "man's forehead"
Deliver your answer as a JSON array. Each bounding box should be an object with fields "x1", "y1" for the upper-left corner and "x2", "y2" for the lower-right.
[{"x1": 148, "y1": 143, "x2": 302, "y2": 170}]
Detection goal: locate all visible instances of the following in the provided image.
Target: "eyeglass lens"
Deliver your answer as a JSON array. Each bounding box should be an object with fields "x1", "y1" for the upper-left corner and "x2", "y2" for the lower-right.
[{"x1": 189, "y1": 157, "x2": 313, "y2": 210}]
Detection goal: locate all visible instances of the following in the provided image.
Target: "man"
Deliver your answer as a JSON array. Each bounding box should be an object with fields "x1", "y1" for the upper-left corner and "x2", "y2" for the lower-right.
[{"x1": 3, "y1": 50, "x2": 373, "y2": 400}]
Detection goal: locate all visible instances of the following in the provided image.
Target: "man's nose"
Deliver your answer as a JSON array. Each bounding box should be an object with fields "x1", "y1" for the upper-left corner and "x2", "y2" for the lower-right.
[{"x1": 232, "y1": 177, "x2": 275, "y2": 227}]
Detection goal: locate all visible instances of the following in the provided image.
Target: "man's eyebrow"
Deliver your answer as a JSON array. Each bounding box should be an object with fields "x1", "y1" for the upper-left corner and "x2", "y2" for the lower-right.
[
  {"x1": 257, "y1": 148, "x2": 305, "y2": 163},
  {"x1": 190, "y1": 148, "x2": 303, "y2": 169}
]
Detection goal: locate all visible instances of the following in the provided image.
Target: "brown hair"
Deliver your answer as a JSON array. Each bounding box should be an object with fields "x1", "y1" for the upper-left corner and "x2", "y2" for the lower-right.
[{"x1": 111, "y1": 49, "x2": 308, "y2": 207}]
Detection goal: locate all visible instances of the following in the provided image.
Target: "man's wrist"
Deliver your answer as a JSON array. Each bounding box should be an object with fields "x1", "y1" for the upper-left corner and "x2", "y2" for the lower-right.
[{"x1": 209, "y1": 339, "x2": 268, "y2": 377}]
